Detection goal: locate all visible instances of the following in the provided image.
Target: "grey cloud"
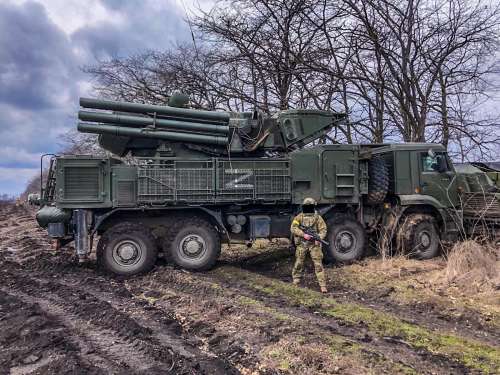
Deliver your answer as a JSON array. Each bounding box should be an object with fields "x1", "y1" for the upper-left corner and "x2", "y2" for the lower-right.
[
  {"x1": 100, "y1": 0, "x2": 142, "y2": 10},
  {"x1": 0, "y1": 0, "x2": 191, "y2": 194},
  {"x1": 72, "y1": 0, "x2": 190, "y2": 60},
  {"x1": 0, "y1": 1, "x2": 79, "y2": 110},
  {"x1": 0, "y1": 0, "x2": 81, "y2": 195}
]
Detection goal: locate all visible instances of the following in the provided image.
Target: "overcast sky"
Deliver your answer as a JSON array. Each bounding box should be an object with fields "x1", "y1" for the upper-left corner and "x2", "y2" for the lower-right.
[{"x1": 0, "y1": 0, "x2": 211, "y2": 196}]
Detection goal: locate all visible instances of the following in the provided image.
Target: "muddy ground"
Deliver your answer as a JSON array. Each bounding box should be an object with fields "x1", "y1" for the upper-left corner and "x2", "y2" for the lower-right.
[{"x1": 0, "y1": 202, "x2": 499, "y2": 374}]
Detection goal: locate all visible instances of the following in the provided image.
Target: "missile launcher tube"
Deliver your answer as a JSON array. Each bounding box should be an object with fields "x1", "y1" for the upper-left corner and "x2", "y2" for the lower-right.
[
  {"x1": 78, "y1": 111, "x2": 230, "y2": 135},
  {"x1": 77, "y1": 123, "x2": 229, "y2": 146},
  {"x1": 80, "y1": 97, "x2": 230, "y2": 123}
]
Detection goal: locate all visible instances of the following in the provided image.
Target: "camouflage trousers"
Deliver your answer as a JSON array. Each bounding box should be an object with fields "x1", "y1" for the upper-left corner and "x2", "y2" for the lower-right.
[{"x1": 292, "y1": 243, "x2": 327, "y2": 288}]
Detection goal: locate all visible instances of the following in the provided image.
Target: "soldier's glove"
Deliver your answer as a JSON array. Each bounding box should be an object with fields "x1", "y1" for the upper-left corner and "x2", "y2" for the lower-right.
[{"x1": 303, "y1": 233, "x2": 312, "y2": 241}]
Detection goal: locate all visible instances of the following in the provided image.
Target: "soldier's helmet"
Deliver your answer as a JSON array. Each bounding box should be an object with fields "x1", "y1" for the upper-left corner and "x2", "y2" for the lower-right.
[{"x1": 302, "y1": 197, "x2": 316, "y2": 205}]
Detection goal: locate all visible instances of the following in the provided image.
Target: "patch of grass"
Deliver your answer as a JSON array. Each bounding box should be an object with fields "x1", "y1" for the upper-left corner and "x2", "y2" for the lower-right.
[
  {"x1": 331, "y1": 259, "x2": 500, "y2": 330},
  {"x1": 239, "y1": 296, "x2": 418, "y2": 374},
  {"x1": 139, "y1": 294, "x2": 160, "y2": 304},
  {"x1": 237, "y1": 295, "x2": 291, "y2": 321},
  {"x1": 217, "y1": 267, "x2": 500, "y2": 374},
  {"x1": 326, "y1": 336, "x2": 418, "y2": 375},
  {"x1": 265, "y1": 346, "x2": 291, "y2": 371},
  {"x1": 262, "y1": 334, "x2": 417, "y2": 375}
]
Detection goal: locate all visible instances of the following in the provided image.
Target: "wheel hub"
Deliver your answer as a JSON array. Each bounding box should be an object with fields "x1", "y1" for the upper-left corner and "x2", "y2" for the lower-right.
[
  {"x1": 336, "y1": 231, "x2": 356, "y2": 253},
  {"x1": 113, "y1": 240, "x2": 140, "y2": 265},
  {"x1": 419, "y1": 231, "x2": 431, "y2": 248},
  {"x1": 180, "y1": 235, "x2": 206, "y2": 258}
]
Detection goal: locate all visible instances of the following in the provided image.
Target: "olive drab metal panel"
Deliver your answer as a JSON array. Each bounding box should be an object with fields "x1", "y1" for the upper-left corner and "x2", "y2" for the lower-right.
[
  {"x1": 290, "y1": 151, "x2": 321, "y2": 204},
  {"x1": 322, "y1": 150, "x2": 358, "y2": 202},
  {"x1": 394, "y1": 151, "x2": 413, "y2": 194},
  {"x1": 136, "y1": 158, "x2": 290, "y2": 204},
  {"x1": 419, "y1": 151, "x2": 459, "y2": 207},
  {"x1": 112, "y1": 166, "x2": 137, "y2": 207},
  {"x1": 278, "y1": 110, "x2": 341, "y2": 149},
  {"x1": 55, "y1": 157, "x2": 112, "y2": 208}
]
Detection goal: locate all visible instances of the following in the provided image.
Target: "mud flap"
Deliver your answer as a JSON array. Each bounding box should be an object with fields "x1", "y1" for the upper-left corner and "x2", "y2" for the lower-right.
[{"x1": 74, "y1": 210, "x2": 90, "y2": 262}]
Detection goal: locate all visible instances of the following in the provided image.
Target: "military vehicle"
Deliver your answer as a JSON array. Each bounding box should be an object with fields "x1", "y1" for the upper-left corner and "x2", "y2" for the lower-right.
[
  {"x1": 32, "y1": 95, "x2": 500, "y2": 276},
  {"x1": 471, "y1": 162, "x2": 500, "y2": 188}
]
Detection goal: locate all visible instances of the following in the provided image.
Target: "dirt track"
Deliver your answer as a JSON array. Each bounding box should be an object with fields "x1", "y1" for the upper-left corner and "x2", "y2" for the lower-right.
[{"x1": 0, "y1": 202, "x2": 499, "y2": 374}]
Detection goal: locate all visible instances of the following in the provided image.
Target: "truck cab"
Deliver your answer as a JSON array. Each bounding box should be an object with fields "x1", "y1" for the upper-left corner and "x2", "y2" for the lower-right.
[{"x1": 373, "y1": 144, "x2": 458, "y2": 207}]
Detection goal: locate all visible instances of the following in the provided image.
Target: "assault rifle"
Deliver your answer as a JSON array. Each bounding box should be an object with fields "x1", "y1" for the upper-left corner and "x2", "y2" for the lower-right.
[{"x1": 298, "y1": 224, "x2": 329, "y2": 246}]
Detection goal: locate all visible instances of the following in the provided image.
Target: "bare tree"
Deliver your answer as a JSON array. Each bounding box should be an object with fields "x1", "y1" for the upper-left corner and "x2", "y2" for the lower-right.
[{"x1": 81, "y1": 0, "x2": 500, "y2": 159}]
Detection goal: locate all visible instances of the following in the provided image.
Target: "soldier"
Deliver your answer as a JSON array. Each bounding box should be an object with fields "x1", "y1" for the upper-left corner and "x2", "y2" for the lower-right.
[{"x1": 290, "y1": 197, "x2": 328, "y2": 293}]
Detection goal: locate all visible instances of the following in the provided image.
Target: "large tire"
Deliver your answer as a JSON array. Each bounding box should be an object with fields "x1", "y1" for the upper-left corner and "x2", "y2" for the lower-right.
[
  {"x1": 97, "y1": 222, "x2": 158, "y2": 276},
  {"x1": 397, "y1": 214, "x2": 440, "y2": 260},
  {"x1": 325, "y1": 215, "x2": 366, "y2": 263},
  {"x1": 366, "y1": 158, "x2": 389, "y2": 205},
  {"x1": 165, "y1": 217, "x2": 220, "y2": 271},
  {"x1": 322, "y1": 246, "x2": 335, "y2": 264}
]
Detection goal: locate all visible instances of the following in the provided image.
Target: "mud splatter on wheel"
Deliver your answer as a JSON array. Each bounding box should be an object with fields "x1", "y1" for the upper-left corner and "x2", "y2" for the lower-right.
[
  {"x1": 165, "y1": 217, "x2": 220, "y2": 271},
  {"x1": 325, "y1": 215, "x2": 366, "y2": 263},
  {"x1": 397, "y1": 214, "x2": 440, "y2": 259},
  {"x1": 97, "y1": 222, "x2": 158, "y2": 276}
]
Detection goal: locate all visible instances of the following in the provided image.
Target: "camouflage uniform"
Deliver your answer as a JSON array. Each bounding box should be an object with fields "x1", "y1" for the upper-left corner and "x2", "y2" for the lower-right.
[{"x1": 290, "y1": 210, "x2": 328, "y2": 289}]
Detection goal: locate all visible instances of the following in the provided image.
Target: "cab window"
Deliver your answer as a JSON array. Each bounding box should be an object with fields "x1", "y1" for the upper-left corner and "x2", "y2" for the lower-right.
[{"x1": 421, "y1": 152, "x2": 449, "y2": 172}]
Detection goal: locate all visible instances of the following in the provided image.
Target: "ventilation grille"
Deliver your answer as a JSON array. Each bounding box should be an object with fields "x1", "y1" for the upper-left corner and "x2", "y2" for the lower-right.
[
  {"x1": 463, "y1": 192, "x2": 500, "y2": 218},
  {"x1": 116, "y1": 181, "x2": 135, "y2": 205},
  {"x1": 64, "y1": 166, "x2": 100, "y2": 200}
]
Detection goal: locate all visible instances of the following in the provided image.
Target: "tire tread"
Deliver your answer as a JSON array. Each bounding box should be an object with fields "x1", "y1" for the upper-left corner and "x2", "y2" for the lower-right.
[
  {"x1": 96, "y1": 222, "x2": 157, "y2": 276},
  {"x1": 165, "y1": 216, "x2": 220, "y2": 271},
  {"x1": 367, "y1": 158, "x2": 389, "y2": 205}
]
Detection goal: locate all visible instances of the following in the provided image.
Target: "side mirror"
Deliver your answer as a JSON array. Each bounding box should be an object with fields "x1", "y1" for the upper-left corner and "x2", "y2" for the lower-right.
[
  {"x1": 436, "y1": 156, "x2": 448, "y2": 173},
  {"x1": 427, "y1": 149, "x2": 436, "y2": 158}
]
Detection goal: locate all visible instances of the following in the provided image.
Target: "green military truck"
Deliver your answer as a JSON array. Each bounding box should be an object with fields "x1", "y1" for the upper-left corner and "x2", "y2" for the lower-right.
[{"x1": 33, "y1": 96, "x2": 500, "y2": 276}]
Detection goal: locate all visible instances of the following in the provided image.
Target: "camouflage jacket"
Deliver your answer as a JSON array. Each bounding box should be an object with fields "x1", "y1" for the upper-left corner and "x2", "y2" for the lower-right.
[{"x1": 290, "y1": 213, "x2": 327, "y2": 244}]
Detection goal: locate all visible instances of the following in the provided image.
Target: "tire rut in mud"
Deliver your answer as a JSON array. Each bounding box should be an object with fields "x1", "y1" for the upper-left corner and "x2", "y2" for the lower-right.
[
  {"x1": 0, "y1": 289, "x2": 107, "y2": 375},
  {"x1": 205, "y1": 269, "x2": 476, "y2": 374},
  {"x1": 0, "y1": 205, "x2": 241, "y2": 374},
  {"x1": 123, "y1": 263, "x2": 470, "y2": 374},
  {"x1": 236, "y1": 246, "x2": 500, "y2": 347},
  {"x1": 1, "y1": 204, "x2": 497, "y2": 374},
  {"x1": 0, "y1": 266, "x2": 237, "y2": 375}
]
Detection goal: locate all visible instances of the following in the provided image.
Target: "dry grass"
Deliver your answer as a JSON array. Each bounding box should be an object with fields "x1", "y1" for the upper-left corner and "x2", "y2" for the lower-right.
[
  {"x1": 261, "y1": 338, "x2": 361, "y2": 375},
  {"x1": 362, "y1": 239, "x2": 499, "y2": 296},
  {"x1": 443, "y1": 240, "x2": 499, "y2": 294},
  {"x1": 334, "y1": 240, "x2": 499, "y2": 322}
]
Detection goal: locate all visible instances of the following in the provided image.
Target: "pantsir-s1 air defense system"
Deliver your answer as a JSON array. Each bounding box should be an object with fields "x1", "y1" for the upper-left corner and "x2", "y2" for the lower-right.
[{"x1": 33, "y1": 94, "x2": 500, "y2": 276}]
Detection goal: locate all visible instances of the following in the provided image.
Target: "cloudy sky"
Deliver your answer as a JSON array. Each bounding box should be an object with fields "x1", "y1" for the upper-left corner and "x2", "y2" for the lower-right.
[{"x1": 0, "y1": 0, "x2": 211, "y2": 196}]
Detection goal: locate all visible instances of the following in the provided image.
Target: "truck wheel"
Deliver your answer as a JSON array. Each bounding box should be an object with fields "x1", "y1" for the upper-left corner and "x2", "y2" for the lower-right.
[
  {"x1": 97, "y1": 222, "x2": 158, "y2": 276},
  {"x1": 367, "y1": 158, "x2": 389, "y2": 205},
  {"x1": 397, "y1": 214, "x2": 440, "y2": 260},
  {"x1": 326, "y1": 216, "x2": 366, "y2": 263},
  {"x1": 166, "y1": 217, "x2": 220, "y2": 271},
  {"x1": 322, "y1": 246, "x2": 335, "y2": 264}
]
